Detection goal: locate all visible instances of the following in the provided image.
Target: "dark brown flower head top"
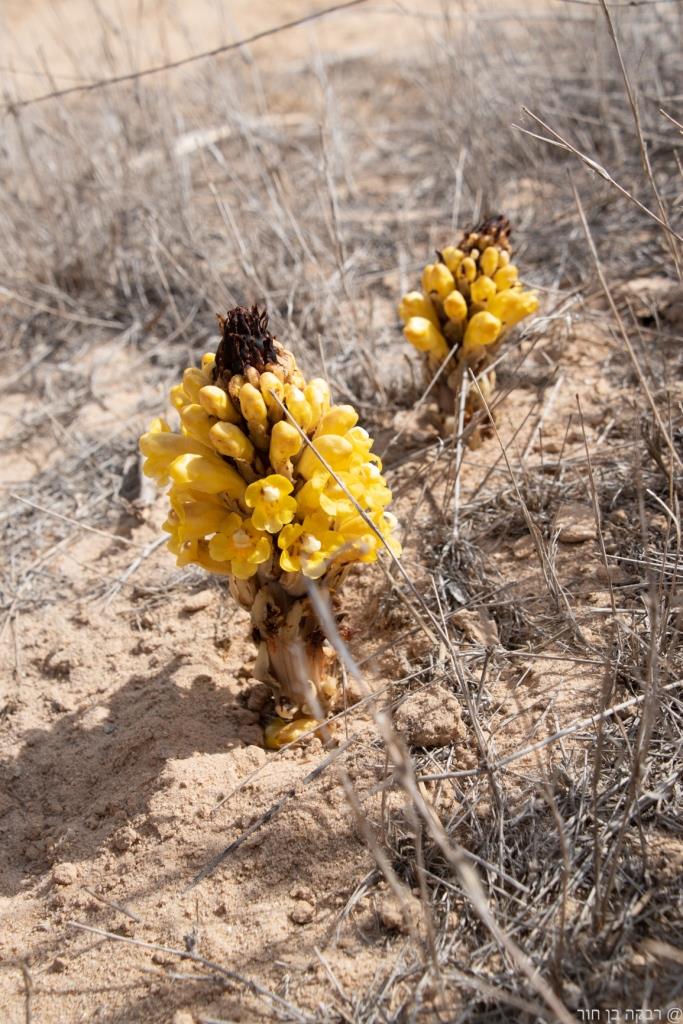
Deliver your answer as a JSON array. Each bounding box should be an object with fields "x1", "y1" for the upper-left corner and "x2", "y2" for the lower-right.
[
  {"x1": 457, "y1": 214, "x2": 511, "y2": 256},
  {"x1": 214, "y1": 305, "x2": 279, "y2": 381}
]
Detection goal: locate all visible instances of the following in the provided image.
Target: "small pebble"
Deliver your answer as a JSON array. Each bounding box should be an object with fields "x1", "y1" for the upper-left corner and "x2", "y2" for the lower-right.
[
  {"x1": 52, "y1": 862, "x2": 78, "y2": 886},
  {"x1": 289, "y1": 900, "x2": 315, "y2": 925},
  {"x1": 182, "y1": 591, "x2": 213, "y2": 613},
  {"x1": 553, "y1": 502, "x2": 597, "y2": 544}
]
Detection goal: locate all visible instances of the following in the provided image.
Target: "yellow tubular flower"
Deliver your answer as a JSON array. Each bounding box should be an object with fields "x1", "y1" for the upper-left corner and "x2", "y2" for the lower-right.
[
  {"x1": 295, "y1": 475, "x2": 327, "y2": 517},
  {"x1": 296, "y1": 435, "x2": 354, "y2": 479},
  {"x1": 166, "y1": 489, "x2": 229, "y2": 542},
  {"x1": 346, "y1": 425, "x2": 374, "y2": 458},
  {"x1": 140, "y1": 304, "x2": 401, "y2": 743},
  {"x1": 139, "y1": 430, "x2": 213, "y2": 484},
  {"x1": 336, "y1": 510, "x2": 402, "y2": 564},
  {"x1": 400, "y1": 215, "x2": 538, "y2": 440},
  {"x1": 245, "y1": 474, "x2": 297, "y2": 532},
  {"x1": 265, "y1": 716, "x2": 319, "y2": 750},
  {"x1": 195, "y1": 540, "x2": 234, "y2": 575},
  {"x1": 314, "y1": 405, "x2": 358, "y2": 438},
  {"x1": 278, "y1": 513, "x2": 343, "y2": 579},
  {"x1": 170, "y1": 453, "x2": 246, "y2": 498},
  {"x1": 149, "y1": 416, "x2": 170, "y2": 435}
]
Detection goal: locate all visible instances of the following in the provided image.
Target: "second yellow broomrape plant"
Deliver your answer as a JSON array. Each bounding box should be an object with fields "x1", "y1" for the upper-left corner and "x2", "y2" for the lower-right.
[
  {"x1": 400, "y1": 215, "x2": 538, "y2": 441},
  {"x1": 140, "y1": 306, "x2": 401, "y2": 748}
]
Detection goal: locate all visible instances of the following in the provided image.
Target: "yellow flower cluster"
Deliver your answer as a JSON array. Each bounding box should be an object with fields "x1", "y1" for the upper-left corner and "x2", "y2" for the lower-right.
[
  {"x1": 399, "y1": 215, "x2": 538, "y2": 428},
  {"x1": 139, "y1": 305, "x2": 400, "y2": 742},
  {"x1": 140, "y1": 331, "x2": 398, "y2": 581}
]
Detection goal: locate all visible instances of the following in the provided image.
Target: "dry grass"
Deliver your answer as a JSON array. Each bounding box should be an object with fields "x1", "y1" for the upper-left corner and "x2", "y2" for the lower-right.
[{"x1": 1, "y1": 1, "x2": 682, "y2": 1021}]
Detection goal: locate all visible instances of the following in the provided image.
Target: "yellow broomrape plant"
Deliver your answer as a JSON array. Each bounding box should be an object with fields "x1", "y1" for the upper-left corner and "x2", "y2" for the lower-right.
[
  {"x1": 140, "y1": 306, "x2": 401, "y2": 748},
  {"x1": 400, "y1": 215, "x2": 538, "y2": 440}
]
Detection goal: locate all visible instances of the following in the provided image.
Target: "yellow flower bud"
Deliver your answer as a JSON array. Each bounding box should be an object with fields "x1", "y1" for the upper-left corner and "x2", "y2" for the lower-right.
[
  {"x1": 403, "y1": 317, "x2": 449, "y2": 361},
  {"x1": 462, "y1": 311, "x2": 503, "y2": 356},
  {"x1": 228, "y1": 373, "x2": 245, "y2": 406},
  {"x1": 479, "y1": 246, "x2": 499, "y2": 277},
  {"x1": 148, "y1": 417, "x2": 170, "y2": 435},
  {"x1": 422, "y1": 262, "x2": 456, "y2": 300},
  {"x1": 209, "y1": 422, "x2": 255, "y2": 463},
  {"x1": 182, "y1": 367, "x2": 206, "y2": 403},
  {"x1": 169, "y1": 453, "x2": 246, "y2": 498},
  {"x1": 260, "y1": 371, "x2": 285, "y2": 422},
  {"x1": 457, "y1": 257, "x2": 477, "y2": 284},
  {"x1": 180, "y1": 404, "x2": 215, "y2": 447},
  {"x1": 494, "y1": 265, "x2": 519, "y2": 290},
  {"x1": 201, "y1": 352, "x2": 216, "y2": 377},
  {"x1": 270, "y1": 420, "x2": 302, "y2": 479},
  {"x1": 498, "y1": 249, "x2": 511, "y2": 267},
  {"x1": 443, "y1": 290, "x2": 468, "y2": 322},
  {"x1": 470, "y1": 275, "x2": 497, "y2": 307},
  {"x1": 198, "y1": 384, "x2": 240, "y2": 423},
  {"x1": 170, "y1": 384, "x2": 189, "y2": 411},
  {"x1": 440, "y1": 246, "x2": 464, "y2": 273},
  {"x1": 239, "y1": 383, "x2": 269, "y2": 449},
  {"x1": 304, "y1": 379, "x2": 331, "y2": 431},
  {"x1": 284, "y1": 384, "x2": 313, "y2": 432},
  {"x1": 398, "y1": 291, "x2": 440, "y2": 327}
]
